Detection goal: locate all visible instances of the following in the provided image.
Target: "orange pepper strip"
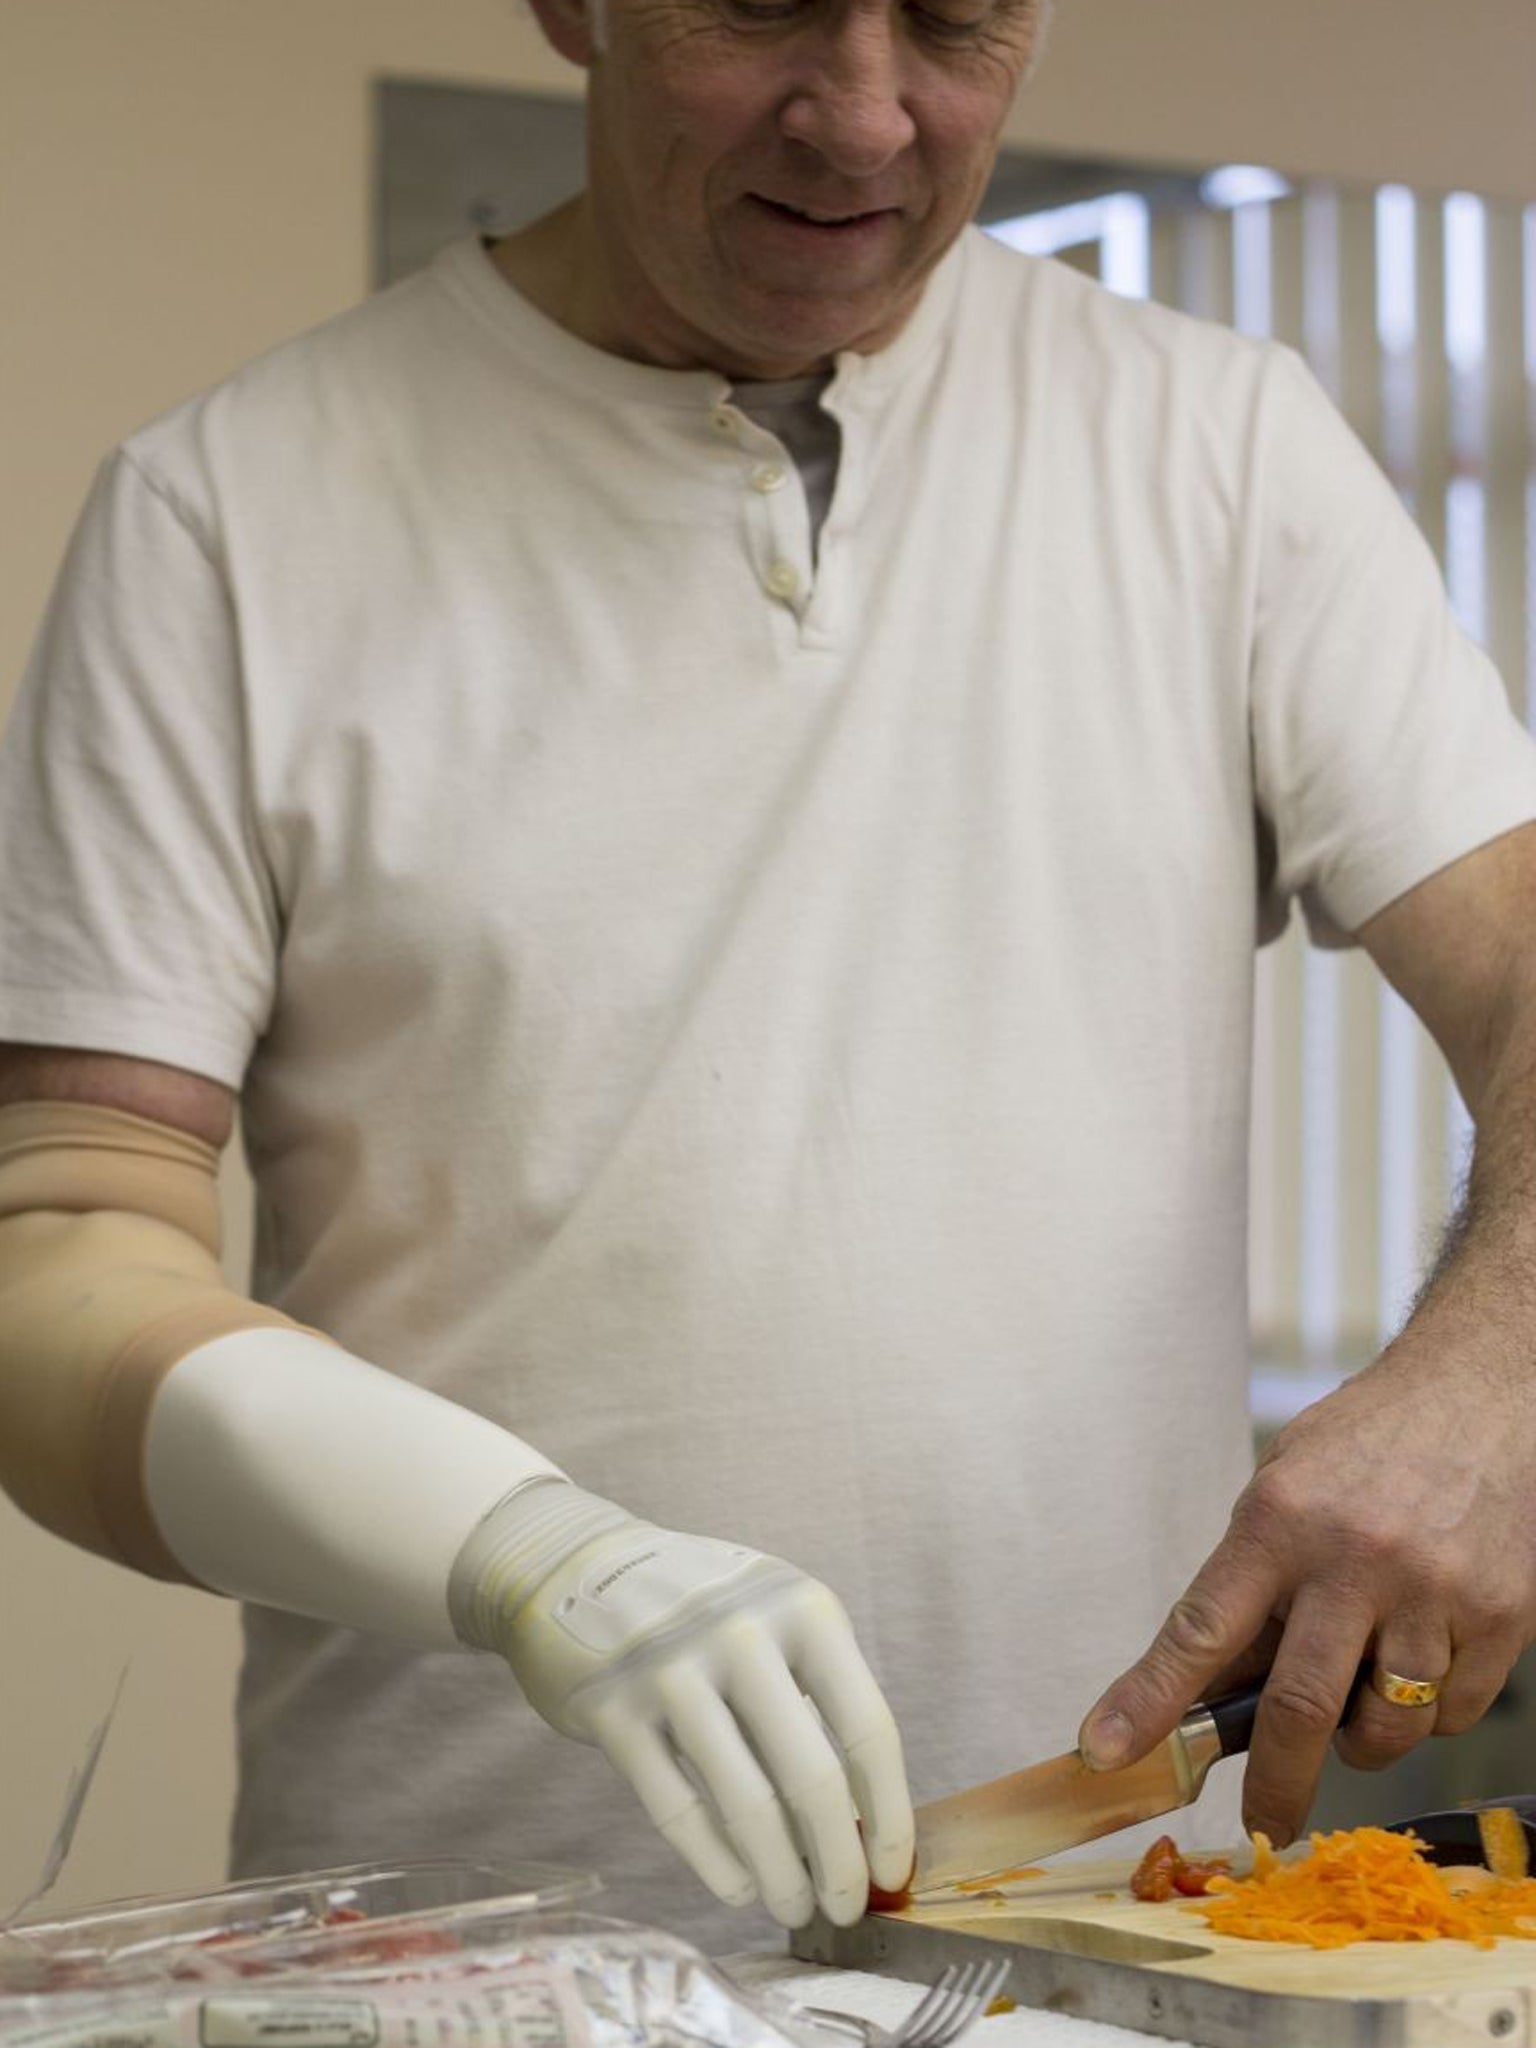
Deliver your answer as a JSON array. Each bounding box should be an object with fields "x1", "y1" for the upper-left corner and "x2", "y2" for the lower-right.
[{"x1": 1477, "y1": 1808, "x2": 1531, "y2": 1884}]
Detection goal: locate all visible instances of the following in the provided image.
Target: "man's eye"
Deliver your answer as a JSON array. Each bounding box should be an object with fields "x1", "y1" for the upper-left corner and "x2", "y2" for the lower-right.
[
  {"x1": 908, "y1": 2, "x2": 989, "y2": 34},
  {"x1": 726, "y1": 0, "x2": 802, "y2": 20}
]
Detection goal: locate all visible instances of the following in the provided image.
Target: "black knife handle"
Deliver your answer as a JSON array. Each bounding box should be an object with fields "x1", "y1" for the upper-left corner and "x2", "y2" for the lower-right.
[{"x1": 1207, "y1": 1659, "x2": 1371, "y2": 1759}]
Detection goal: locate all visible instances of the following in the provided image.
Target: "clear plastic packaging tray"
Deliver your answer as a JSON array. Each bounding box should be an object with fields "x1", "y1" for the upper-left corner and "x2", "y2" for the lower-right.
[
  {"x1": 0, "y1": 1889, "x2": 816, "y2": 2048},
  {"x1": 0, "y1": 1859, "x2": 598, "y2": 1994}
]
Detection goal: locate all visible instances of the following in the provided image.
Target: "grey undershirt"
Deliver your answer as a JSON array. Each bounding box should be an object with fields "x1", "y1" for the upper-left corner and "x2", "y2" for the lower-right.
[{"x1": 732, "y1": 374, "x2": 841, "y2": 560}]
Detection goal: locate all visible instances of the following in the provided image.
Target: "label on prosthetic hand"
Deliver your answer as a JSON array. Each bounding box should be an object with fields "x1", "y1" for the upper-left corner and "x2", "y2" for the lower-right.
[{"x1": 553, "y1": 1531, "x2": 759, "y2": 1656}]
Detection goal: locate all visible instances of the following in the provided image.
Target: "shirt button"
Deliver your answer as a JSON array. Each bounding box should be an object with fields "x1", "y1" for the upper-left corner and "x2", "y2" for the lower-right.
[
  {"x1": 750, "y1": 463, "x2": 788, "y2": 494},
  {"x1": 765, "y1": 560, "x2": 800, "y2": 600},
  {"x1": 709, "y1": 405, "x2": 737, "y2": 438}
]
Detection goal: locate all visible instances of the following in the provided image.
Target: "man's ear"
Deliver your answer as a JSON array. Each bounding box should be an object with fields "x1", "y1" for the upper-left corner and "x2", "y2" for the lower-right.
[{"x1": 526, "y1": 0, "x2": 602, "y2": 68}]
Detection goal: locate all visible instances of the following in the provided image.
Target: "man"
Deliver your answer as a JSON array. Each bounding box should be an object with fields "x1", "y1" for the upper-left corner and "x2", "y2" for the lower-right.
[{"x1": 3, "y1": 0, "x2": 1536, "y2": 1952}]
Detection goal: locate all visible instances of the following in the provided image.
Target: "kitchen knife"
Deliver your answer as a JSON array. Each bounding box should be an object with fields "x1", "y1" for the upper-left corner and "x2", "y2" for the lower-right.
[
  {"x1": 908, "y1": 1666, "x2": 1366, "y2": 1901},
  {"x1": 1387, "y1": 1793, "x2": 1536, "y2": 1868}
]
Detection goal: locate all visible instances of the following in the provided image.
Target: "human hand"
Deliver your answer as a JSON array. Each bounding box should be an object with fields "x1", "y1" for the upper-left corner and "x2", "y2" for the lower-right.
[
  {"x1": 1076, "y1": 1332, "x2": 1536, "y2": 1847},
  {"x1": 450, "y1": 1480, "x2": 913, "y2": 1926}
]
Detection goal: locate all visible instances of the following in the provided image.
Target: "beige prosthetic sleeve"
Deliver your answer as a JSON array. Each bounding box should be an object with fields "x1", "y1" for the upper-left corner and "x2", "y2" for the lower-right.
[{"x1": 0, "y1": 1099, "x2": 302, "y2": 1582}]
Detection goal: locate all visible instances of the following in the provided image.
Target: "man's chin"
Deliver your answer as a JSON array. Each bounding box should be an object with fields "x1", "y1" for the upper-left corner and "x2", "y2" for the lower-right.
[{"x1": 709, "y1": 277, "x2": 924, "y2": 378}]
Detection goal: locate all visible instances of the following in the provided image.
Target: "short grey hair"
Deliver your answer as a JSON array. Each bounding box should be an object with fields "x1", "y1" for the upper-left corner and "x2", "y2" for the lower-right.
[
  {"x1": 584, "y1": 0, "x2": 1054, "y2": 68},
  {"x1": 1023, "y1": 0, "x2": 1056, "y2": 83}
]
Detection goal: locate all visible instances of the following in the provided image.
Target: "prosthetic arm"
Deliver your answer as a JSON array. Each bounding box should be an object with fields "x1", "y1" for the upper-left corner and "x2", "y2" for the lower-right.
[{"x1": 0, "y1": 1099, "x2": 913, "y2": 1927}]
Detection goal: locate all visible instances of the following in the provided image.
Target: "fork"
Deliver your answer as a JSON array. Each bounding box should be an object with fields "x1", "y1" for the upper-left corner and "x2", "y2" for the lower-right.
[{"x1": 798, "y1": 1957, "x2": 1013, "y2": 2048}]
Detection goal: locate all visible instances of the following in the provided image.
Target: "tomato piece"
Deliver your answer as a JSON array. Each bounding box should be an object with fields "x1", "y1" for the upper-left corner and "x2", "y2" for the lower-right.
[
  {"x1": 1173, "y1": 1859, "x2": 1230, "y2": 1897},
  {"x1": 867, "y1": 1856, "x2": 917, "y2": 1914},
  {"x1": 1130, "y1": 1834, "x2": 1180, "y2": 1901},
  {"x1": 1131, "y1": 1833, "x2": 1230, "y2": 1900}
]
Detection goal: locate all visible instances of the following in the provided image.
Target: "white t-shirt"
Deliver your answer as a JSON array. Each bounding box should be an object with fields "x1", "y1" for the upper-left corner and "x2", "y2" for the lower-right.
[{"x1": 4, "y1": 229, "x2": 1535, "y2": 1945}]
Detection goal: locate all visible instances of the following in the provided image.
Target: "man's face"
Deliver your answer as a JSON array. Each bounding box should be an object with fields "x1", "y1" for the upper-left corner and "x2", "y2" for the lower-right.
[{"x1": 558, "y1": 0, "x2": 1045, "y2": 378}]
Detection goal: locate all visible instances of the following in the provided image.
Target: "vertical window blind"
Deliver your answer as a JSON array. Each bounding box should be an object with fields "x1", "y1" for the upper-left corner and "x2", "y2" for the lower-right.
[{"x1": 990, "y1": 177, "x2": 1536, "y2": 1404}]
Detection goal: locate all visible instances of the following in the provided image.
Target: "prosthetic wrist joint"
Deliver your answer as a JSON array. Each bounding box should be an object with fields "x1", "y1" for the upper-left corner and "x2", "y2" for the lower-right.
[{"x1": 448, "y1": 1478, "x2": 781, "y2": 1739}]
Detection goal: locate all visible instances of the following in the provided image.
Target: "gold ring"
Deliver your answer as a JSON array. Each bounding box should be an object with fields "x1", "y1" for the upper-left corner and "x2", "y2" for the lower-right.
[{"x1": 1371, "y1": 1664, "x2": 1442, "y2": 1709}]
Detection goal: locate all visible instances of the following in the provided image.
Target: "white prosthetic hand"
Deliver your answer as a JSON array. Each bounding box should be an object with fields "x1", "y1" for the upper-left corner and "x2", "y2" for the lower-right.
[
  {"x1": 449, "y1": 1478, "x2": 914, "y2": 1926},
  {"x1": 145, "y1": 1328, "x2": 912, "y2": 1927}
]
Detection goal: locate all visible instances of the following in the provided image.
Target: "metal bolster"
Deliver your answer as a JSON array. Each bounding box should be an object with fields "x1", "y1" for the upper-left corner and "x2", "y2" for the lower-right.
[{"x1": 1175, "y1": 1710, "x2": 1223, "y2": 1801}]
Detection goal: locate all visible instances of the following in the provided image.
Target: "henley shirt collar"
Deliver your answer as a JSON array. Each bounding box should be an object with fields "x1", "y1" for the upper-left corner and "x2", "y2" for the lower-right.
[{"x1": 432, "y1": 230, "x2": 971, "y2": 415}]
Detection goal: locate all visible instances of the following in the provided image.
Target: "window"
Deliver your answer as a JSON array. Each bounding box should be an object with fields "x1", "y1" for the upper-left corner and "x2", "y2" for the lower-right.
[{"x1": 987, "y1": 170, "x2": 1536, "y2": 1416}]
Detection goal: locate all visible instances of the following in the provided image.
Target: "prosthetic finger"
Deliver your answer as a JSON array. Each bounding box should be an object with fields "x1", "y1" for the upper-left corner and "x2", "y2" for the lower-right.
[
  {"x1": 724, "y1": 1630, "x2": 868, "y2": 1924},
  {"x1": 592, "y1": 1706, "x2": 758, "y2": 1908},
  {"x1": 792, "y1": 1598, "x2": 914, "y2": 1890},
  {"x1": 660, "y1": 1668, "x2": 817, "y2": 1927}
]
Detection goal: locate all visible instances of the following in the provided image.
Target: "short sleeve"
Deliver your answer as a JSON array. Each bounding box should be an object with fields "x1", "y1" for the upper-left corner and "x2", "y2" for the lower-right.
[
  {"x1": 1250, "y1": 345, "x2": 1536, "y2": 946},
  {"x1": 0, "y1": 449, "x2": 278, "y2": 1085}
]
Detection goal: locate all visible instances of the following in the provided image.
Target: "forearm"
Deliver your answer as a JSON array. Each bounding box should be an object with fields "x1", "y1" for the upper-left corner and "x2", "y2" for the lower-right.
[
  {"x1": 0, "y1": 1099, "x2": 562, "y2": 1635},
  {"x1": 1402, "y1": 971, "x2": 1536, "y2": 1353},
  {"x1": 0, "y1": 1099, "x2": 296, "y2": 1572},
  {"x1": 145, "y1": 1329, "x2": 565, "y2": 1642},
  {"x1": 0, "y1": 1097, "x2": 913, "y2": 1923},
  {"x1": 1358, "y1": 824, "x2": 1536, "y2": 1349},
  {"x1": 1079, "y1": 833, "x2": 1536, "y2": 1844}
]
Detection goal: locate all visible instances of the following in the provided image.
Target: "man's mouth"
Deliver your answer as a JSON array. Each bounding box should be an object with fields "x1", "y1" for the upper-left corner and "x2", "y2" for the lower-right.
[{"x1": 754, "y1": 197, "x2": 897, "y2": 228}]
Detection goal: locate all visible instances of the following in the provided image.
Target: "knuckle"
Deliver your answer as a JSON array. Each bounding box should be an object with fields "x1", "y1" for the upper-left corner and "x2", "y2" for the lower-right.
[
  {"x1": 1237, "y1": 1461, "x2": 1314, "y2": 1541},
  {"x1": 1399, "y1": 1559, "x2": 1457, "y2": 1613},
  {"x1": 792, "y1": 1578, "x2": 848, "y2": 1631},
  {"x1": 786, "y1": 1767, "x2": 853, "y2": 1821},
  {"x1": 843, "y1": 1703, "x2": 902, "y2": 1759},
  {"x1": 1336, "y1": 1723, "x2": 1422, "y2": 1771},
  {"x1": 1317, "y1": 1513, "x2": 1404, "y2": 1585},
  {"x1": 1239, "y1": 1464, "x2": 1438, "y2": 1589},
  {"x1": 1358, "y1": 1699, "x2": 1432, "y2": 1749},
  {"x1": 1228, "y1": 1485, "x2": 1289, "y2": 1559},
  {"x1": 1347, "y1": 1526, "x2": 1405, "y2": 1579},
  {"x1": 1262, "y1": 1672, "x2": 1349, "y2": 1738},
  {"x1": 1377, "y1": 1719, "x2": 1433, "y2": 1760},
  {"x1": 1159, "y1": 1592, "x2": 1232, "y2": 1666},
  {"x1": 1456, "y1": 1581, "x2": 1522, "y2": 1637}
]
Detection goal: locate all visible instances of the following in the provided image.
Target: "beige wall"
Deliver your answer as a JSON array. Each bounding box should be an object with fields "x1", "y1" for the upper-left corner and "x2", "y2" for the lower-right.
[
  {"x1": 1024, "y1": 0, "x2": 1536, "y2": 207},
  {"x1": 2, "y1": 0, "x2": 1533, "y2": 1918}
]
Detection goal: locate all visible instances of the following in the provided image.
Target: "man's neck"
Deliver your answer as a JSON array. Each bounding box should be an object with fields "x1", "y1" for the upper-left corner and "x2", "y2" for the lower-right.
[
  {"x1": 485, "y1": 200, "x2": 848, "y2": 382},
  {"x1": 489, "y1": 201, "x2": 602, "y2": 348}
]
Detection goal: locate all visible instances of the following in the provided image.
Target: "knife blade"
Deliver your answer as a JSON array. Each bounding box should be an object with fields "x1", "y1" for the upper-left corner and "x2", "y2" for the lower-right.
[{"x1": 909, "y1": 1668, "x2": 1359, "y2": 1900}]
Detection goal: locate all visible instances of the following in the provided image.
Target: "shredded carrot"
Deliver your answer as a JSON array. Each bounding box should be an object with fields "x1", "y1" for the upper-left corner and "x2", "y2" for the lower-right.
[
  {"x1": 1190, "y1": 1825, "x2": 1536, "y2": 1950},
  {"x1": 1478, "y1": 1807, "x2": 1531, "y2": 1884}
]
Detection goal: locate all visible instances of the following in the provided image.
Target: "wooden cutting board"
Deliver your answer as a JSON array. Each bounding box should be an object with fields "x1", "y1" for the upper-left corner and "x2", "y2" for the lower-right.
[{"x1": 789, "y1": 1854, "x2": 1536, "y2": 2047}]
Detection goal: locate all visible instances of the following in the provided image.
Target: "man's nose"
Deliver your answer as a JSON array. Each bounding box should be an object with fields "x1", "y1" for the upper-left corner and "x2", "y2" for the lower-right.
[{"x1": 777, "y1": 19, "x2": 918, "y2": 175}]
